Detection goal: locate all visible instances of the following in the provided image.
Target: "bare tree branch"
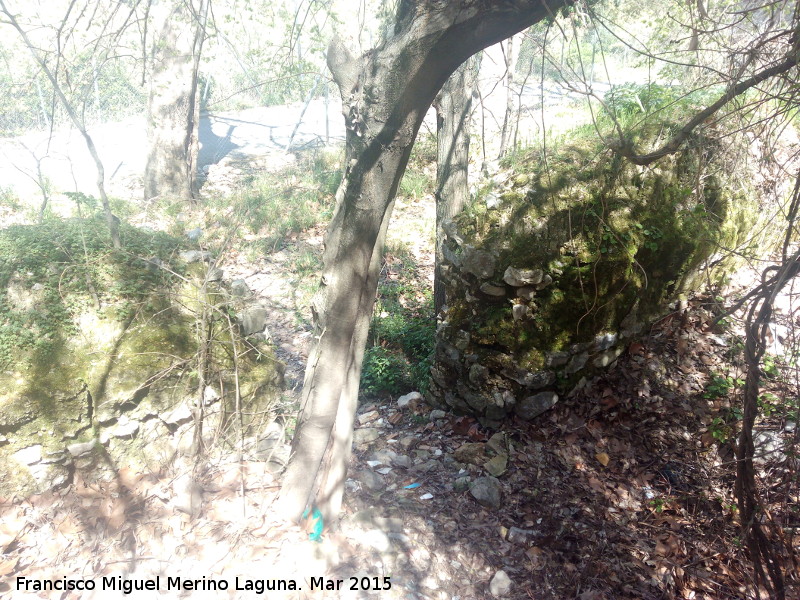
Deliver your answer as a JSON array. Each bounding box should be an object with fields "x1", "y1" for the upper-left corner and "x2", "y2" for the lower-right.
[{"x1": 611, "y1": 50, "x2": 798, "y2": 165}]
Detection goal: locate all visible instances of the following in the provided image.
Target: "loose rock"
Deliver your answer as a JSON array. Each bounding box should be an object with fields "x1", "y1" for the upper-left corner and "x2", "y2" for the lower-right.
[
  {"x1": 489, "y1": 570, "x2": 512, "y2": 597},
  {"x1": 397, "y1": 391, "x2": 422, "y2": 408},
  {"x1": 516, "y1": 392, "x2": 559, "y2": 421},
  {"x1": 179, "y1": 250, "x2": 211, "y2": 263},
  {"x1": 503, "y1": 266, "x2": 543, "y2": 287},
  {"x1": 565, "y1": 352, "x2": 589, "y2": 374},
  {"x1": 429, "y1": 409, "x2": 447, "y2": 421},
  {"x1": 163, "y1": 403, "x2": 193, "y2": 426},
  {"x1": 67, "y1": 440, "x2": 96, "y2": 457},
  {"x1": 512, "y1": 303, "x2": 530, "y2": 321},
  {"x1": 113, "y1": 420, "x2": 140, "y2": 439},
  {"x1": 392, "y1": 455, "x2": 413, "y2": 469},
  {"x1": 13, "y1": 444, "x2": 42, "y2": 465},
  {"x1": 483, "y1": 454, "x2": 508, "y2": 477},
  {"x1": 358, "y1": 410, "x2": 380, "y2": 425},
  {"x1": 470, "y1": 476, "x2": 502, "y2": 509},
  {"x1": 240, "y1": 306, "x2": 268, "y2": 336},
  {"x1": 480, "y1": 282, "x2": 506, "y2": 296},
  {"x1": 353, "y1": 428, "x2": 381, "y2": 445},
  {"x1": 461, "y1": 246, "x2": 496, "y2": 279},
  {"x1": 453, "y1": 442, "x2": 487, "y2": 465},
  {"x1": 357, "y1": 469, "x2": 386, "y2": 492},
  {"x1": 230, "y1": 279, "x2": 250, "y2": 297}
]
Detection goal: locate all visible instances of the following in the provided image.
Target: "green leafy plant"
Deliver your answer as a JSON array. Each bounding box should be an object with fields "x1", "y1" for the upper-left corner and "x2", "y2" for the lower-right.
[
  {"x1": 762, "y1": 355, "x2": 779, "y2": 379},
  {"x1": 709, "y1": 404, "x2": 744, "y2": 443},
  {"x1": 649, "y1": 497, "x2": 666, "y2": 513},
  {"x1": 360, "y1": 246, "x2": 435, "y2": 397},
  {"x1": 360, "y1": 346, "x2": 410, "y2": 396},
  {"x1": 758, "y1": 393, "x2": 779, "y2": 418},
  {"x1": 703, "y1": 373, "x2": 743, "y2": 399},
  {"x1": 710, "y1": 416, "x2": 733, "y2": 443},
  {"x1": 399, "y1": 170, "x2": 433, "y2": 199},
  {"x1": 639, "y1": 224, "x2": 664, "y2": 251}
]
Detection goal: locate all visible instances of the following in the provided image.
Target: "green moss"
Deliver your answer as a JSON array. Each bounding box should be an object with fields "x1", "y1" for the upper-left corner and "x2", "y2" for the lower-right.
[
  {"x1": 0, "y1": 216, "x2": 185, "y2": 369},
  {"x1": 0, "y1": 215, "x2": 285, "y2": 495},
  {"x1": 518, "y1": 349, "x2": 545, "y2": 372},
  {"x1": 500, "y1": 190, "x2": 525, "y2": 204},
  {"x1": 446, "y1": 124, "x2": 774, "y2": 363},
  {"x1": 445, "y1": 300, "x2": 471, "y2": 326}
]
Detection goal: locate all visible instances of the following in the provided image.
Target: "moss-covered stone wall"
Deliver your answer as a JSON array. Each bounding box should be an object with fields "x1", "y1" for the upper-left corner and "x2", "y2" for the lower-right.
[
  {"x1": 431, "y1": 135, "x2": 780, "y2": 426},
  {"x1": 0, "y1": 219, "x2": 283, "y2": 497}
]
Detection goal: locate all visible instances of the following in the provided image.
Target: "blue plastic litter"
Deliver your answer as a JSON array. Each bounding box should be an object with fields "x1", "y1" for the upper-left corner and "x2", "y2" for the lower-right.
[
  {"x1": 403, "y1": 483, "x2": 422, "y2": 489},
  {"x1": 301, "y1": 507, "x2": 324, "y2": 541}
]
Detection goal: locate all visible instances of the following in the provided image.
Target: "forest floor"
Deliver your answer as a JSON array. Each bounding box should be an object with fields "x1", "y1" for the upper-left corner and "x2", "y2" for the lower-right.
[{"x1": 1, "y1": 154, "x2": 799, "y2": 600}]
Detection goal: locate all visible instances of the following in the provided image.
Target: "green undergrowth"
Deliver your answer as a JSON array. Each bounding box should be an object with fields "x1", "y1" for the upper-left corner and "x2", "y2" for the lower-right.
[
  {"x1": 360, "y1": 135, "x2": 438, "y2": 398},
  {"x1": 399, "y1": 132, "x2": 436, "y2": 199},
  {"x1": 203, "y1": 148, "x2": 340, "y2": 256},
  {"x1": 0, "y1": 214, "x2": 185, "y2": 369},
  {"x1": 361, "y1": 241, "x2": 435, "y2": 398},
  {"x1": 597, "y1": 82, "x2": 726, "y2": 138}
]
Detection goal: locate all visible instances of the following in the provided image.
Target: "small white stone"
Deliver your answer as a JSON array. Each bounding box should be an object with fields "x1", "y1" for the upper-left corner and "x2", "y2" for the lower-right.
[
  {"x1": 489, "y1": 570, "x2": 512, "y2": 597},
  {"x1": 66, "y1": 440, "x2": 96, "y2": 457},
  {"x1": 13, "y1": 444, "x2": 42, "y2": 465},
  {"x1": 512, "y1": 303, "x2": 530, "y2": 320},
  {"x1": 397, "y1": 391, "x2": 423, "y2": 408}
]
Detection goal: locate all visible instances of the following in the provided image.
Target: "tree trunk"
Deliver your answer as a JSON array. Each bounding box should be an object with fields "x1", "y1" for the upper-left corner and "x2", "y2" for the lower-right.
[
  {"x1": 433, "y1": 55, "x2": 480, "y2": 316},
  {"x1": 276, "y1": 0, "x2": 568, "y2": 526},
  {"x1": 316, "y1": 202, "x2": 394, "y2": 520},
  {"x1": 498, "y1": 34, "x2": 520, "y2": 160},
  {"x1": 144, "y1": 0, "x2": 208, "y2": 202}
]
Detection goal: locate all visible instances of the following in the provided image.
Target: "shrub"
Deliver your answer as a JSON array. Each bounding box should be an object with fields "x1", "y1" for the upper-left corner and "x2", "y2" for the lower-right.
[{"x1": 360, "y1": 346, "x2": 410, "y2": 396}]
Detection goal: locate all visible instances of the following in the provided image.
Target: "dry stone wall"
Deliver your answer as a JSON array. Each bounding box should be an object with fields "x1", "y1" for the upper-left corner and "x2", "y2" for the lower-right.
[
  {"x1": 0, "y1": 250, "x2": 284, "y2": 498},
  {"x1": 430, "y1": 137, "x2": 781, "y2": 426}
]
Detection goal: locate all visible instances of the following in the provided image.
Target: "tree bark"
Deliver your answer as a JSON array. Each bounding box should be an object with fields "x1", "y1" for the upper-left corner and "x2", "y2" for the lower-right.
[
  {"x1": 433, "y1": 55, "x2": 480, "y2": 316},
  {"x1": 144, "y1": 0, "x2": 208, "y2": 202},
  {"x1": 276, "y1": 1, "x2": 569, "y2": 525},
  {"x1": 498, "y1": 34, "x2": 520, "y2": 159}
]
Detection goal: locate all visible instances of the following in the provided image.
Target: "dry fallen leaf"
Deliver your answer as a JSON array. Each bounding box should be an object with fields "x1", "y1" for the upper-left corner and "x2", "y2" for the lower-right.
[
  {"x1": 0, "y1": 557, "x2": 19, "y2": 577},
  {"x1": 655, "y1": 534, "x2": 682, "y2": 557},
  {"x1": 676, "y1": 337, "x2": 689, "y2": 359},
  {"x1": 595, "y1": 452, "x2": 610, "y2": 467},
  {"x1": 600, "y1": 395, "x2": 619, "y2": 409},
  {"x1": 588, "y1": 476, "x2": 605, "y2": 493},
  {"x1": 526, "y1": 546, "x2": 545, "y2": 569}
]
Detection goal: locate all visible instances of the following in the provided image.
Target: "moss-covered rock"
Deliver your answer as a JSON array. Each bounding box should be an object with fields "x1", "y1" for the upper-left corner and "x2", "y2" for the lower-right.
[
  {"x1": 0, "y1": 218, "x2": 283, "y2": 496},
  {"x1": 431, "y1": 131, "x2": 782, "y2": 424}
]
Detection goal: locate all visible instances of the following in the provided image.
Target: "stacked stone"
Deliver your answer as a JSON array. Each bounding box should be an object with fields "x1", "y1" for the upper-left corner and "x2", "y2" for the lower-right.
[{"x1": 430, "y1": 221, "x2": 638, "y2": 427}]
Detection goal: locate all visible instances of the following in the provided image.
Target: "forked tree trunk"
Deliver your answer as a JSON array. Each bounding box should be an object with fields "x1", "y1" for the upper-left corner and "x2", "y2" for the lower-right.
[
  {"x1": 144, "y1": 0, "x2": 208, "y2": 202},
  {"x1": 276, "y1": 0, "x2": 568, "y2": 525},
  {"x1": 433, "y1": 55, "x2": 480, "y2": 316}
]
